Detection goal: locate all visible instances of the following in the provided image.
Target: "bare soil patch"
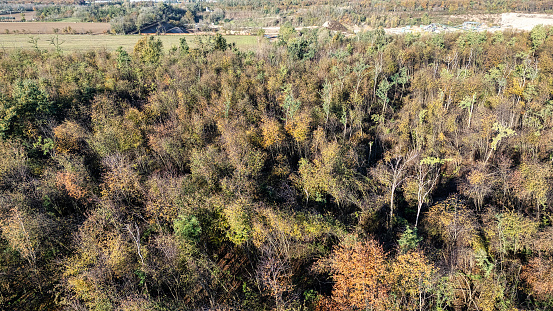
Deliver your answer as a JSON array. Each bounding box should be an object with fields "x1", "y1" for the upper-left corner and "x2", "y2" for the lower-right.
[
  {"x1": 501, "y1": 13, "x2": 553, "y2": 30},
  {"x1": 448, "y1": 14, "x2": 502, "y2": 26}
]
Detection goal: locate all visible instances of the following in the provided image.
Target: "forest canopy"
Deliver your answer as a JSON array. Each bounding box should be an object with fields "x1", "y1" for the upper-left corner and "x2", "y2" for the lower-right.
[{"x1": 0, "y1": 26, "x2": 552, "y2": 310}]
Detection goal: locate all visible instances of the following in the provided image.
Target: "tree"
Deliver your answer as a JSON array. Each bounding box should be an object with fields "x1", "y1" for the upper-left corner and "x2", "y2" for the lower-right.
[
  {"x1": 278, "y1": 21, "x2": 296, "y2": 45},
  {"x1": 0, "y1": 79, "x2": 53, "y2": 138},
  {"x1": 328, "y1": 238, "x2": 390, "y2": 310},
  {"x1": 223, "y1": 198, "x2": 252, "y2": 246},
  {"x1": 100, "y1": 154, "x2": 143, "y2": 204},
  {"x1": 253, "y1": 210, "x2": 296, "y2": 310},
  {"x1": 110, "y1": 15, "x2": 137, "y2": 34},
  {"x1": 256, "y1": 242, "x2": 294, "y2": 311},
  {"x1": 260, "y1": 116, "x2": 284, "y2": 149},
  {"x1": 484, "y1": 210, "x2": 538, "y2": 256},
  {"x1": 136, "y1": 7, "x2": 157, "y2": 32},
  {"x1": 179, "y1": 37, "x2": 189, "y2": 54},
  {"x1": 405, "y1": 156, "x2": 442, "y2": 227},
  {"x1": 530, "y1": 24, "x2": 548, "y2": 50},
  {"x1": 522, "y1": 256, "x2": 553, "y2": 302},
  {"x1": 133, "y1": 36, "x2": 163, "y2": 64},
  {"x1": 511, "y1": 161, "x2": 551, "y2": 219},
  {"x1": 397, "y1": 226, "x2": 422, "y2": 254},
  {"x1": 89, "y1": 95, "x2": 144, "y2": 157},
  {"x1": 320, "y1": 81, "x2": 333, "y2": 127},
  {"x1": 0, "y1": 139, "x2": 27, "y2": 187},
  {"x1": 213, "y1": 33, "x2": 228, "y2": 51},
  {"x1": 54, "y1": 154, "x2": 91, "y2": 201},
  {"x1": 53, "y1": 120, "x2": 87, "y2": 154},
  {"x1": 64, "y1": 204, "x2": 137, "y2": 310},
  {"x1": 388, "y1": 251, "x2": 434, "y2": 311},
  {"x1": 0, "y1": 207, "x2": 40, "y2": 269},
  {"x1": 373, "y1": 151, "x2": 418, "y2": 228},
  {"x1": 425, "y1": 196, "x2": 477, "y2": 269},
  {"x1": 460, "y1": 162, "x2": 495, "y2": 211}
]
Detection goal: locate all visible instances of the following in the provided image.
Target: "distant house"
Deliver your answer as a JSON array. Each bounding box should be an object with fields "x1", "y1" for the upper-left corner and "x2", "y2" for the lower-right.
[{"x1": 132, "y1": 21, "x2": 186, "y2": 34}]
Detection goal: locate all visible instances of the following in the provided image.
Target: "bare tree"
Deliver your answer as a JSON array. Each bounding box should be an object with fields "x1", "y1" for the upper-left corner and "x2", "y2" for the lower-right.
[
  {"x1": 414, "y1": 157, "x2": 442, "y2": 227},
  {"x1": 126, "y1": 222, "x2": 145, "y2": 267},
  {"x1": 373, "y1": 151, "x2": 418, "y2": 228},
  {"x1": 255, "y1": 232, "x2": 295, "y2": 310}
]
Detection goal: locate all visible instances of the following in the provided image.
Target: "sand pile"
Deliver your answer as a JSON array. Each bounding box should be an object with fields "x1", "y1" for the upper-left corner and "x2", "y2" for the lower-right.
[{"x1": 322, "y1": 20, "x2": 348, "y2": 32}]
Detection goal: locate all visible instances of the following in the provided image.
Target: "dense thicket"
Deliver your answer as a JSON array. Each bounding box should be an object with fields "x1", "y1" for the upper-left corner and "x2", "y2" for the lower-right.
[{"x1": 0, "y1": 27, "x2": 552, "y2": 310}]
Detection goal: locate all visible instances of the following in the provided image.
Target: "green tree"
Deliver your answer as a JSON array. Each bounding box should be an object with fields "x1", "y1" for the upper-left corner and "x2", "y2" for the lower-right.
[
  {"x1": 133, "y1": 36, "x2": 163, "y2": 64},
  {"x1": 530, "y1": 24, "x2": 548, "y2": 50},
  {"x1": 278, "y1": 21, "x2": 296, "y2": 45},
  {"x1": 0, "y1": 79, "x2": 53, "y2": 138},
  {"x1": 213, "y1": 33, "x2": 228, "y2": 51},
  {"x1": 179, "y1": 37, "x2": 189, "y2": 54}
]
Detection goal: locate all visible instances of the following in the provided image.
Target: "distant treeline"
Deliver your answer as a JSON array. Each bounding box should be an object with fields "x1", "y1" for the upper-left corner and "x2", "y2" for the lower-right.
[{"x1": 32, "y1": 3, "x2": 202, "y2": 33}]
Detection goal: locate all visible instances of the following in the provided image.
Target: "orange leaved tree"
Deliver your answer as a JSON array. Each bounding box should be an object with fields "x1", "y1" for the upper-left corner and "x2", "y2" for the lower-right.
[{"x1": 328, "y1": 238, "x2": 390, "y2": 310}]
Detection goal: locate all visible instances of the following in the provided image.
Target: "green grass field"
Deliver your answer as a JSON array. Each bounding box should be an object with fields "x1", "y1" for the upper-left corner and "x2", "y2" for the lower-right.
[
  {"x1": 54, "y1": 17, "x2": 83, "y2": 23},
  {"x1": 0, "y1": 34, "x2": 259, "y2": 52}
]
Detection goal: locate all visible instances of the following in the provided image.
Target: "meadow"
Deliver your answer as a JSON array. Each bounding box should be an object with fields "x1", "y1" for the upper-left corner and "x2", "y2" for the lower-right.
[
  {"x1": 0, "y1": 21, "x2": 110, "y2": 34},
  {"x1": 0, "y1": 33, "x2": 259, "y2": 52}
]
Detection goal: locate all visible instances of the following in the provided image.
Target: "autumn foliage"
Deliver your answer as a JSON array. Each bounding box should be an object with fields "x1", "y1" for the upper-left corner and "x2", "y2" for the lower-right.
[
  {"x1": 328, "y1": 239, "x2": 389, "y2": 310},
  {"x1": 0, "y1": 23, "x2": 553, "y2": 310}
]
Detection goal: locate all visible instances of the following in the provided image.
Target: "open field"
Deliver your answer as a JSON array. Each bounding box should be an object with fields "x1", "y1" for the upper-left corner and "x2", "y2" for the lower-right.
[
  {"x1": 0, "y1": 34, "x2": 260, "y2": 52},
  {"x1": 0, "y1": 21, "x2": 110, "y2": 34}
]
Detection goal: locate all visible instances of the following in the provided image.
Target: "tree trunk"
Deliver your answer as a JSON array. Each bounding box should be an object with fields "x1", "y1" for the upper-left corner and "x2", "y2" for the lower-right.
[{"x1": 389, "y1": 185, "x2": 396, "y2": 229}]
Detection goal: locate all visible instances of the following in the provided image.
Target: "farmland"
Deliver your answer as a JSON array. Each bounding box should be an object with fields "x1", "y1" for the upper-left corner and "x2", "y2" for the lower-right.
[
  {"x1": 0, "y1": 34, "x2": 259, "y2": 51},
  {"x1": 0, "y1": 21, "x2": 110, "y2": 34}
]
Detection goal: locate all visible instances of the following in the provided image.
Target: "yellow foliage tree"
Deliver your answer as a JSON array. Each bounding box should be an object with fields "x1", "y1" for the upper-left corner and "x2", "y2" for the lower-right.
[
  {"x1": 285, "y1": 110, "x2": 311, "y2": 143},
  {"x1": 223, "y1": 198, "x2": 252, "y2": 246},
  {"x1": 484, "y1": 210, "x2": 538, "y2": 256},
  {"x1": 0, "y1": 207, "x2": 39, "y2": 268},
  {"x1": 261, "y1": 116, "x2": 284, "y2": 148},
  {"x1": 65, "y1": 204, "x2": 137, "y2": 310},
  {"x1": 388, "y1": 251, "x2": 434, "y2": 310},
  {"x1": 53, "y1": 120, "x2": 87, "y2": 154},
  {"x1": 511, "y1": 161, "x2": 551, "y2": 219},
  {"x1": 460, "y1": 163, "x2": 495, "y2": 211},
  {"x1": 425, "y1": 196, "x2": 477, "y2": 269}
]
